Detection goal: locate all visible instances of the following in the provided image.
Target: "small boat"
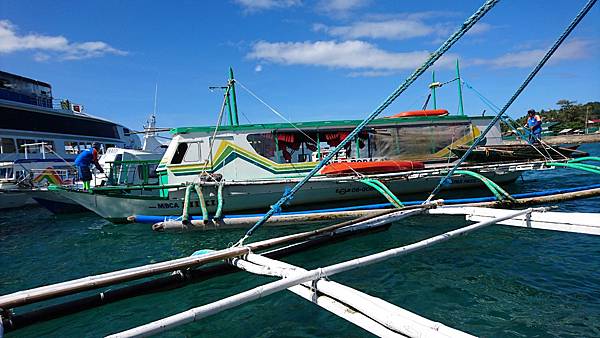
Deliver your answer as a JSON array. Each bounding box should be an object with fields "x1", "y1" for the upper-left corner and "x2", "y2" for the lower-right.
[
  {"x1": 451, "y1": 144, "x2": 588, "y2": 163},
  {"x1": 321, "y1": 160, "x2": 424, "y2": 175},
  {"x1": 387, "y1": 109, "x2": 449, "y2": 118}
]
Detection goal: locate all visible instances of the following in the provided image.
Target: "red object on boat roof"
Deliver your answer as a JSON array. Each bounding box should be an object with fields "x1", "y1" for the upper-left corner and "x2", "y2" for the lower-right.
[
  {"x1": 321, "y1": 160, "x2": 425, "y2": 175},
  {"x1": 388, "y1": 109, "x2": 449, "y2": 118}
]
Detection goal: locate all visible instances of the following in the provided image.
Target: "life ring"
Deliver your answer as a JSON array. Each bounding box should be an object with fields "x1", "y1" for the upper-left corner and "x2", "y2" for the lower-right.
[{"x1": 387, "y1": 109, "x2": 449, "y2": 118}]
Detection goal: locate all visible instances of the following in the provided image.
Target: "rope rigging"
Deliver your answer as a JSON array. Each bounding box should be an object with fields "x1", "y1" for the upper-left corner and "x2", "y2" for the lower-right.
[
  {"x1": 461, "y1": 78, "x2": 566, "y2": 160},
  {"x1": 424, "y1": 0, "x2": 597, "y2": 204},
  {"x1": 233, "y1": 0, "x2": 501, "y2": 245},
  {"x1": 462, "y1": 79, "x2": 556, "y2": 161}
]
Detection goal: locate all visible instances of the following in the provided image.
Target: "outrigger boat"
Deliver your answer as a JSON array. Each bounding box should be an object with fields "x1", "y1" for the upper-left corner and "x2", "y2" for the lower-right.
[
  {"x1": 451, "y1": 144, "x2": 588, "y2": 163},
  {"x1": 50, "y1": 106, "x2": 551, "y2": 222},
  {"x1": 48, "y1": 67, "x2": 571, "y2": 222},
  {"x1": 2, "y1": 2, "x2": 599, "y2": 337}
]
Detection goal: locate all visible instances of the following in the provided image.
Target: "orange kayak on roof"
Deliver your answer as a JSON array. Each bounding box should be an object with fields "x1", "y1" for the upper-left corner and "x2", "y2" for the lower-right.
[
  {"x1": 388, "y1": 109, "x2": 449, "y2": 118},
  {"x1": 321, "y1": 160, "x2": 425, "y2": 176}
]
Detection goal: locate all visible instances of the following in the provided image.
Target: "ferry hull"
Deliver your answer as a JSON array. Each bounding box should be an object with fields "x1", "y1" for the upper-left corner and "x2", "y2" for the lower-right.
[
  {"x1": 0, "y1": 190, "x2": 36, "y2": 209},
  {"x1": 54, "y1": 170, "x2": 522, "y2": 222},
  {"x1": 30, "y1": 189, "x2": 88, "y2": 214}
]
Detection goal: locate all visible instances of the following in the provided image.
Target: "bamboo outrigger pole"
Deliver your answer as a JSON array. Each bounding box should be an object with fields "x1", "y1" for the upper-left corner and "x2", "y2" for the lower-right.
[{"x1": 107, "y1": 208, "x2": 537, "y2": 337}]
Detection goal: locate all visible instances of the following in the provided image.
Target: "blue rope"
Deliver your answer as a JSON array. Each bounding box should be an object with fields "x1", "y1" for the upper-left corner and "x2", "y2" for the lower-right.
[
  {"x1": 238, "y1": 0, "x2": 501, "y2": 241},
  {"x1": 425, "y1": 0, "x2": 598, "y2": 203}
]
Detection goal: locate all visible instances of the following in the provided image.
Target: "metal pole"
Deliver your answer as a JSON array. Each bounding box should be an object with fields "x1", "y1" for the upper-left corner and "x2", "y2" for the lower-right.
[
  {"x1": 585, "y1": 106, "x2": 589, "y2": 134},
  {"x1": 229, "y1": 67, "x2": 240, "y2": 126},
  {"x1": 456, "y1": 59, "x2": 464, "y2": 116},
  {"x1": 226, "y1": 91, "x2": 234, "y2": 126},
  {"x1": 432, "y1": 71, "x2": 437, "y2": 109}
]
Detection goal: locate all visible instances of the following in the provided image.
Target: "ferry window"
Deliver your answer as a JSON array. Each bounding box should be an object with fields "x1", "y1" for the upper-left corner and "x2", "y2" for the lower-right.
[
  {"x1": 183, "y1": 142, "x2": 201, "y2": 163},
  {"x1": 64, "y1": 141, "x2": 79, "y2": 155},
  {"x1": 16, "y1": 139, "x2": 36, "y2": 153},
  {"x1": 0, "y1": 138, "x2": 16, "y2": 153},
  {"x1": 2, "y1": 107, "x2": 120, "y2": 139},
  {"x1": 123, "y1": 128, "x2": 131, "y2": 136},
  {"x1": 171, "y1": 142, "x2": 188, "y2": 164},
  {"x1": 0, "y1": 167, "x2": 14, "y2": 179},
  {"x1": 40, "y1": 140, "x2": 54, "y2": 151}
]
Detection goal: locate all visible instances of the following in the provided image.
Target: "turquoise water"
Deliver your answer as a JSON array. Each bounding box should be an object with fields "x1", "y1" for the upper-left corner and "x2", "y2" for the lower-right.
[{"x1": 1, "y1": 143, "x2": 599, "y2": 337}]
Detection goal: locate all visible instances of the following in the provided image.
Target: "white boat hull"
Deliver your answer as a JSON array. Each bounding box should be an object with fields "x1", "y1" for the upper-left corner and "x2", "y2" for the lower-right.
[{"x1": 53, "y1": 168, "x2": 524, "y2": 222}]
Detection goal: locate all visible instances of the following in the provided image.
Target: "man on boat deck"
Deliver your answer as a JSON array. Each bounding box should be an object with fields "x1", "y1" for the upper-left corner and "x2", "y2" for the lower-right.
[
  {"x1": 524, "y1": 109, "x2": 542, "y2": 143},
  {"x1": 74, "y1": 142, "x2": 104, "y2": 190}
]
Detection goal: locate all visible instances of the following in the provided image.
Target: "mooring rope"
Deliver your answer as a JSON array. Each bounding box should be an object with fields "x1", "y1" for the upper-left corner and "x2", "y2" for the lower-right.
[
  {"x1": 232, "y1": 0, "x2": 501, "y2": 245},
  {"x1": 424, "y1": 0, "x2": 597, "y2": 204}
]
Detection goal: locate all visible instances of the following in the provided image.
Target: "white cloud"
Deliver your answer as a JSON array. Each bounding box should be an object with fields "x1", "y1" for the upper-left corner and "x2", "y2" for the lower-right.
[
  {"x1": 313, "y1": 17, "x2": 491, "y2": 41},
  {"x1": 255, "y1": 64, "x2": 263, "y2": 72},
  {"x1": 471, "y1": 40, "x2": 593, "y2": 68},
  {"x1": 247, "y1": 40, "x2": 455, "y2": 74},
  {"x1": 314, "y1": 20, "x2": 434, "y2": 40},
  {"x1": 0, "y1": 20, "x2": 127, "y2": 61},
  {"x1": 234, "y1": 0, "x2": 302, "y2": 12},
  {"x1": 467, "y1": 22, "x2": 492, "y2": 36},
  {"x1": 317, "y1": 0, "x2": 369, "y2": 12}
]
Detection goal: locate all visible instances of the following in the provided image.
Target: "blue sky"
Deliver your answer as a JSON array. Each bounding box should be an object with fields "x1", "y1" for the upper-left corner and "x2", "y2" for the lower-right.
[{"x1": 1, "y1": 0, "x2": 598, "y2": 131}]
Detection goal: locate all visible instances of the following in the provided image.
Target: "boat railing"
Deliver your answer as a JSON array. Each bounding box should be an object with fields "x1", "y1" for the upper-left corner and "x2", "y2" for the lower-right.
[
  {"x1": 104, "y1": 159, "x2": 161, "y2": 186},
  {"x1": 52, "y1": 98, "x2": 86, "y2": 114}
]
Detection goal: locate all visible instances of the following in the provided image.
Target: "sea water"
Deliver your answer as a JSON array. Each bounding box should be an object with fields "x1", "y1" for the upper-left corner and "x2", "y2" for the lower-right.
[{"x1": 1, "y1": 143, "x2": 599, "y2": 337}]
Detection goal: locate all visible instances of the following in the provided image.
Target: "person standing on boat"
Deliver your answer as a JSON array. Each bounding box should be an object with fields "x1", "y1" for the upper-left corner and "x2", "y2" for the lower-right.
[
  {"x1": 524, "y1": 109, "x2": 542, "y2": 143},
  {"x1": 74, "y1": 142, "x2": 104, "y2": 190}
]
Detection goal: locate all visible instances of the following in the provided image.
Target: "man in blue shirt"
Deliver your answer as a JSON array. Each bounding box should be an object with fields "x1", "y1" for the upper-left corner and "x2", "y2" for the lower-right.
[
  {"x1": 74, "y1": 142, "x2": 104, "y2": 190},
  {"x1": 524, "y1": 109, "x2": 542, "y2": 143}
]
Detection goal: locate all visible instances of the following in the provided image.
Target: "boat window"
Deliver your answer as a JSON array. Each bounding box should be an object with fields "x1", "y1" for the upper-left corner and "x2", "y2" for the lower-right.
[
  {"x1": 369, "y1": 123, "x2": 472, "y2": 160},
  {"x1": 171, "y1": 142, "x2": 188, "y2": 164},
  {"x1": 247, "y1": 133, "x2": 277, "y2": 161},
  {"x1": 183, "y1": 142, "x2": 201, "y2": 163},
  {"x1": 16, "y1": 139, "x2": 36, "y2": 153},
  {"x1": 40, "y1": 140, "x2": 55, "y2": 151},
  {"x1": 64, "y1": 141, "x2": 79, "y2": 155},
  {"x1": 0, "y1": 167, "x2": 14, "y2": 179},
  {"x1": 247, "y1": 133, "x2": 320, "y2": 164},
  {"x1": 147, "y1": 164, "x2": 158, "y2": 179},
  {"x1": 136, "y1": 163, "x2": 160, "y2": 180},
  {"x1": 0, "y1": 138, "x2": 16, "y2": 153},
  {"x1": 0, "y1": 106, "x2": 120, "y2": 139}
]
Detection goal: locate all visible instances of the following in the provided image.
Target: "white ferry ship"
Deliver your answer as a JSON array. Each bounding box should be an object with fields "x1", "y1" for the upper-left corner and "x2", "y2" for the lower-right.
[{"x1": 0, "y1": 70, "x2": 141, "y2": 209}]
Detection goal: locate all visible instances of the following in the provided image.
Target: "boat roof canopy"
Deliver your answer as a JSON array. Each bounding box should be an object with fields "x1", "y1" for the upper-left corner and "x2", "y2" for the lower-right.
[{"x1": 171, "y1": 114, "x2": 491, "y2": 135}]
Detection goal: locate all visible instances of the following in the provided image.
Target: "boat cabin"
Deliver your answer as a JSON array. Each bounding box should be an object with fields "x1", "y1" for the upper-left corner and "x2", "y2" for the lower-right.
[{"x1": 157, "y1": 114, "x2": 503, "y2": 184}]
